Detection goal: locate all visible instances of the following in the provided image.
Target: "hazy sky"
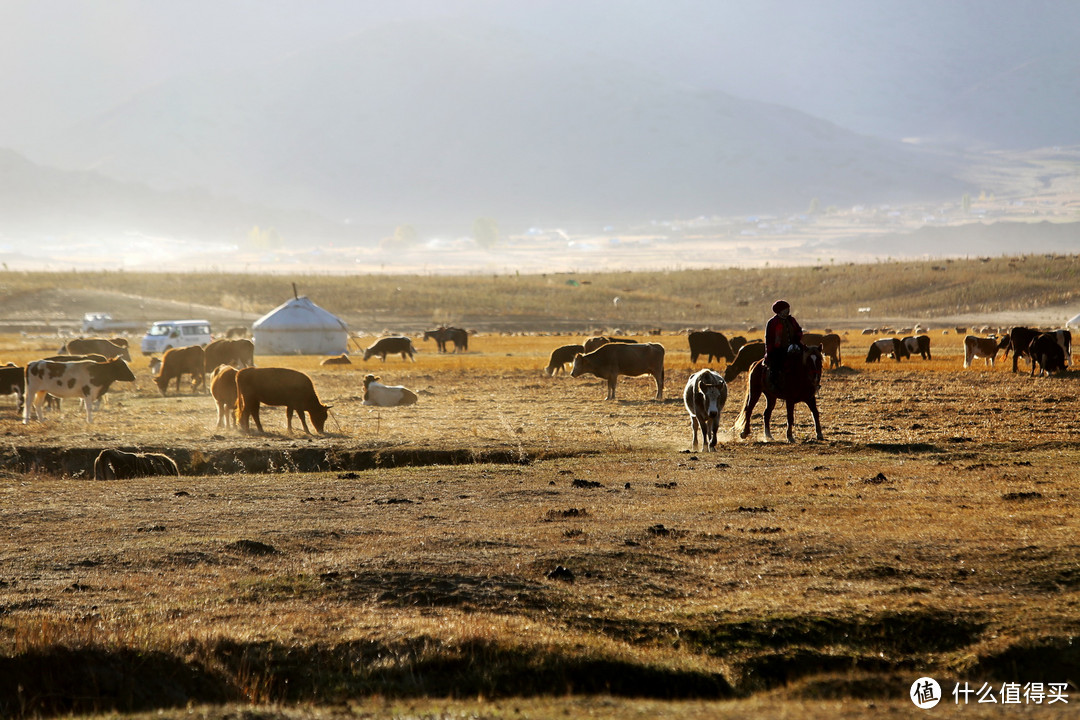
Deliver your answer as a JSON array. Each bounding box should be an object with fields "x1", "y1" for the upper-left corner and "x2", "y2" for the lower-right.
[{"x1": 2, "y1": 0, "x2": 1078, "y2": 149}]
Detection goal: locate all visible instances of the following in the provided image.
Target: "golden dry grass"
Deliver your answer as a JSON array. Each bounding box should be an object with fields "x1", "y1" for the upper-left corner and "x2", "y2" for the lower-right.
[{"x1": 0, "y1": 329, "x2": 1078, "y2": 719}]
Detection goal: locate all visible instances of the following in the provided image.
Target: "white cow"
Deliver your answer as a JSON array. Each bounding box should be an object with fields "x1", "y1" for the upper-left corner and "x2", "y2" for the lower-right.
[
  {"x1": 682, "y1": 368, "x2": 727, "y2": 452},
  {"x1": 24, "y1": 357, "x2": 136, "y2": 423},
  {"x1": 362, "y1": 374, "x2": 418, "y2": 407}
]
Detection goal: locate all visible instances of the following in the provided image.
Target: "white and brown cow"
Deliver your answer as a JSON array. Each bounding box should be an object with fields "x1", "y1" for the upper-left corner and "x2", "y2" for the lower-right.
[
  {"x1": 362, "y1": 374, "x2": 418, "y2": 407},
  {"x1": 683, "y1": 368, "x2": 727, "y2": 452},
  {"x1": 24, "y1": 357, "x2": 136, "y2": 423},
  {"x1": 865, "y1": 338, "x2": 909, "y2": 363},
  {"x1": 964, "y1": 335, "x2": 1003, "y2": 368},
  {"x1": 570, "y1": 342, "x2": 665, "y2": 401}
]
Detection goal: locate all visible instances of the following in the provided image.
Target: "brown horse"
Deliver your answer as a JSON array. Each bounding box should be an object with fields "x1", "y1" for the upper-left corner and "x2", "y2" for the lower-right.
[{"x1": 733, "y1": 345, "x2": 824, "y2": 442}]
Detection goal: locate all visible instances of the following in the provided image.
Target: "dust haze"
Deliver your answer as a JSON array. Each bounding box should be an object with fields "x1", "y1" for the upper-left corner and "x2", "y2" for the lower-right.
[{"x1": 1, "y1": 1, "x2": 1078, "y2": 272}]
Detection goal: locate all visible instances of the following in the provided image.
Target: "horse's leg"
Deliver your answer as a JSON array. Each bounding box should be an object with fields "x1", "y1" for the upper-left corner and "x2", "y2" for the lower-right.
[
  {"x1": 762, "y1": 394, "x2": 776, "y2": 442},
  {"x1": 807, "y1": 397, "x2": 824, "y2": 441},
  {"x1": 786, "y1": 399, "x2": 796, "y2": 443}
]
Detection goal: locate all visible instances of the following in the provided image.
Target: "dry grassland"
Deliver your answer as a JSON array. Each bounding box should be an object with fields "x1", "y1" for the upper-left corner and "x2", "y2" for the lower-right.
[{"x1": 0, "y1": 330, "x2": 1077, "y2": 719}]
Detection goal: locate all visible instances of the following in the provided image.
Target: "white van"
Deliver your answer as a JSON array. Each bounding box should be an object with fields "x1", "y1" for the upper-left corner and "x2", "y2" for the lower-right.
[{"x1": 141, "y1": 320, "x2": 213, "y2": 355}]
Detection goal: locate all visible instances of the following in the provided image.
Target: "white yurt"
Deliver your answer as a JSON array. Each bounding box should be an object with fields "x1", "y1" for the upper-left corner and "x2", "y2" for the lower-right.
[{"x1": 252, "y1": 292, "x2": 349, "y2": 355}]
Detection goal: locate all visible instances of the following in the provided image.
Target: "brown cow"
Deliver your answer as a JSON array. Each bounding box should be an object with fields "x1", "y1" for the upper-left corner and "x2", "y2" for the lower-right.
[
  {"x1": 802, "y1": 333, "x2": 843, "y2": 368},
  {"x1": 59, "y1": 337, "x2": 131, "y2": 361},
  {"x1": 321, "y1": 354, "x2": 352, "y2": 365},
  {"x1": 93, "y1": 449, "x2": 179, "y2": 480},
  {"x1": 724, "y1": 341, "x2": 766, "y2": 383},
  {"x1": 210, "y1": 365, "x2": 239, "y2": 428},
  {"x1": 688, "y1": 331, "x2": 734, "y2": 364},
  {"x1": 544, "y1": 344, "x2": 585, "y2": 376},
  {"x1": 583, "y1": 335, "x2": 636, "y2": 353},
  {"x1": 363, "y1": 336, "x2": 416, "y2": 362},
  {"x1": 235, "y1": 367, "x2": 330, "y2": 434},
  {"x1": 154, "y1": 345, "x2": 206, "y2": 395},
  {"x1": 570, "y1": 342, "x2": 665, "y2": 400},
  {"x1": 203, "y1": 338, "x2": 254, "y2": 371}
]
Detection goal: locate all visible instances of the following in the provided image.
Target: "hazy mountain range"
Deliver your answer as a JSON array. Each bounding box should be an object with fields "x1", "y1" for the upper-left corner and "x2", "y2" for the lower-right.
[{"x1": 1, "y1": 1, "x2": 1078, "y2": 248}]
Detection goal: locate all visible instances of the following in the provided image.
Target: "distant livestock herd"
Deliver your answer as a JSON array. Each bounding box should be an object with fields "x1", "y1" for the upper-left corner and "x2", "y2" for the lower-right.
[{"x1": 2, "y1": 323, "x2": 1073, "y2": 474}]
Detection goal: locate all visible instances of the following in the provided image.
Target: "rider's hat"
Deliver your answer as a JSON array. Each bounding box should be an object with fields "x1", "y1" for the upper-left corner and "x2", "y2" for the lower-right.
[{"x1": 772, "y1": 299, "x2": 790, "y2": 313}]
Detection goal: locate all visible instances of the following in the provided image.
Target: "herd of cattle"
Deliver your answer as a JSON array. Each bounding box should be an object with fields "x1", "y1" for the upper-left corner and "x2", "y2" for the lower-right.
[{"x1": 1, "y1": 323, "x2": 1072, "y2": 448}]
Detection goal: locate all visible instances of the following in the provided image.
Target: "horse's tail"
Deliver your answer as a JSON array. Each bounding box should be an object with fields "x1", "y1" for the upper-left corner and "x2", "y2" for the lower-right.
[{"x1": 732, "y1": 363, "x2": 759, "y2": 438}]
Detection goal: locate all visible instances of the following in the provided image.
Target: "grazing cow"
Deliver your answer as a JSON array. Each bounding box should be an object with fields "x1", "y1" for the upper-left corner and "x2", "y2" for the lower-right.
[
  {"x1": 1006, "y1": 326, "x2": 1039, "y2": 372},
  {"x1": 24, "y1": 357, "x2": 136, "y2": 423},
  {"x1": 235, "y1": 367, "x2": 330, "y2": 434},
  {"x1": 582, "y1": 336, "x2": 636, "y2": 353},
  {"x1": 321, "y1": 354, "x2": 352, "y2": 365},
  {"x1": 423, "y1": 326, "x2": 469, "y2": 353},
  {"x1": 1027, "y1": 333, "x2": 1067, "y2": 377},
  {"x1": 729, "y1": 335, "x2": 748, "y2": 354},
  {"x1": 225, "y1": 326, "x2": 249, "y2": 339},
  {"x1": 802, "y1": 332, "x2": 843, "y2": 369},
  {"x1": 902, "y1": 335, "x2": 932, "y2": 360},
  {"x1": 59, "y1": 337, "x2": 131, "y2": 361},
  {"x1": 363, "y1": 336, "x2": 416, "y2": 362},
  {"x1": 570, "y1": 342, "x2": 665, "y2": 401},
  {"x1": 865, "y1": 338, "x2": 908, "y2": 363},
  {"x1": 683, "y1": 368, "x2": 728, "y2": 452},
  {"x1": 154, "y1": 345, "x2": 206, "y2": 395},
  {"x1": 964, "y1": 335, "x2": 1003, "y2": 368},
  {"x1": 93, "y1": 449, "x2": 179, "y2": 480},
  {"x1": 723, "y1": 341, "x2": 766, "y2": 383},
  {"x1": 544, "y1": 344, "x2": 585, "y2": 376},
  {"x1": 210, "y1": 365, "x2": 239, "y2": 428},
  {"x1": 0, "y1": 364, "x2": 24, "y2": 414},
  {"x1": 688, "y1": 331, "x2": 735, "y2": 364},
  {"x1": 362, "y1": 374, "x2": 418, "y2": 406},
  {"x1": 203, "y1": 338, "x2": 254, "y2": 372}
]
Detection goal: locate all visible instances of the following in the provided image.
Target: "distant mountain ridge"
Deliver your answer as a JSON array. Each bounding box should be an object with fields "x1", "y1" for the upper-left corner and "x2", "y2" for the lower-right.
[{"x1": 30, "y1": 19, "x2": 970, "y2": 234}]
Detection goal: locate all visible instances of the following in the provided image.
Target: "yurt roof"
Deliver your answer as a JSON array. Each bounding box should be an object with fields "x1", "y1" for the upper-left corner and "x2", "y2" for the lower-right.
[
  {"x1": 1067, "y1": 312, "x2": 1080, "y2": 328},
  {"x1": 252, "y1": 296, "x2": 348, "y2": 332}
]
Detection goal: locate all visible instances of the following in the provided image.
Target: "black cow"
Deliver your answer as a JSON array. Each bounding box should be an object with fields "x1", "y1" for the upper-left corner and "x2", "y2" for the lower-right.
[{"x1": 688, "y1": 330, "x2": 734, "y2": 364}]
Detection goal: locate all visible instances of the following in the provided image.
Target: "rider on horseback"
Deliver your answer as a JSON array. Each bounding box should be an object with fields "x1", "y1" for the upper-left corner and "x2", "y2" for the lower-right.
[{"x1": 765, "y1": 300, "x2": 803, "y2": 390}]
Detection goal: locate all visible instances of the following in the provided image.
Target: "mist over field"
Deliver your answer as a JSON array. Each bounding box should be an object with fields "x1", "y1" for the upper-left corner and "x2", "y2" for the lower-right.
[{"x1": 1, "y1": 0, "x2": 1079, "y2": 271}]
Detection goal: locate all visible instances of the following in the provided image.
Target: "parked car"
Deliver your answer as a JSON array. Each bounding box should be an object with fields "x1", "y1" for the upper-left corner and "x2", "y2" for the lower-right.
[{"x1": 141, "y1": 320, "x2": 213, "y2": 355}]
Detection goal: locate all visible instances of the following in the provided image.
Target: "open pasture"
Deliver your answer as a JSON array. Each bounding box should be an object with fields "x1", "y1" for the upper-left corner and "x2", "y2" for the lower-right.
[{"x1": 0, "y1": 329, "x2": 1078, "y2": 719}]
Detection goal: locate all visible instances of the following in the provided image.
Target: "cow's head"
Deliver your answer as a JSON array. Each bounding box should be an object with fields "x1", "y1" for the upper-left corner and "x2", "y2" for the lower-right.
[
  {"x1": 310, "y1": 403, "x2": 331, "y2": 433},
  {"x1": 569, "y1": 353, "x2": 588, "y2": 377},
  {"x1": 697, "y1": 378, "x2": 726, "y2": 421}
]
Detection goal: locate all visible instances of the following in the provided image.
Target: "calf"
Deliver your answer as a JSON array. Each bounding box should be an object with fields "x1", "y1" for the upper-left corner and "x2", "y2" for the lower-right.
[
  {"x1": 24, "y1": 357, "x2": 136, "y2": 423},
  {"x1": 235, "y1": 367, "x2": 331, "y2": 434},
  {"x1": 210, "y1": 365, "x2": 239, "y2": 428},
  {"x1": 688, "y1": 331, "x2": 734, "y2": 364},
  {"x1": 363, "y1": 336, "x2": 416, "y2": 362},
  {"x1": 362, "y1": 374, "x2": 418, "y2": 407},
  {"x1": 544, "y1": 344, "x2": 585, "y2": 376},
  {"x1": 964, "y1": 335, "x2": 1002, "y2": 368},
  {"x1": 0, "y1": 364, "x2": 24, "y2": 414},
  {"x1": 321, "y1": 354, "x2": 352, "y2": 365},
  {"x1": 683, "y1": 368, "x2": 727, "y2": 452},
  {"x1": 571, "y1": 342, "x2": 665, "y2": 401},
  {"x1": 154, "y1": 345, "x2": 206, "y2": 395},
  {"x1": 93, "y1": 449, "x2": 179, "y2": 480}
]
